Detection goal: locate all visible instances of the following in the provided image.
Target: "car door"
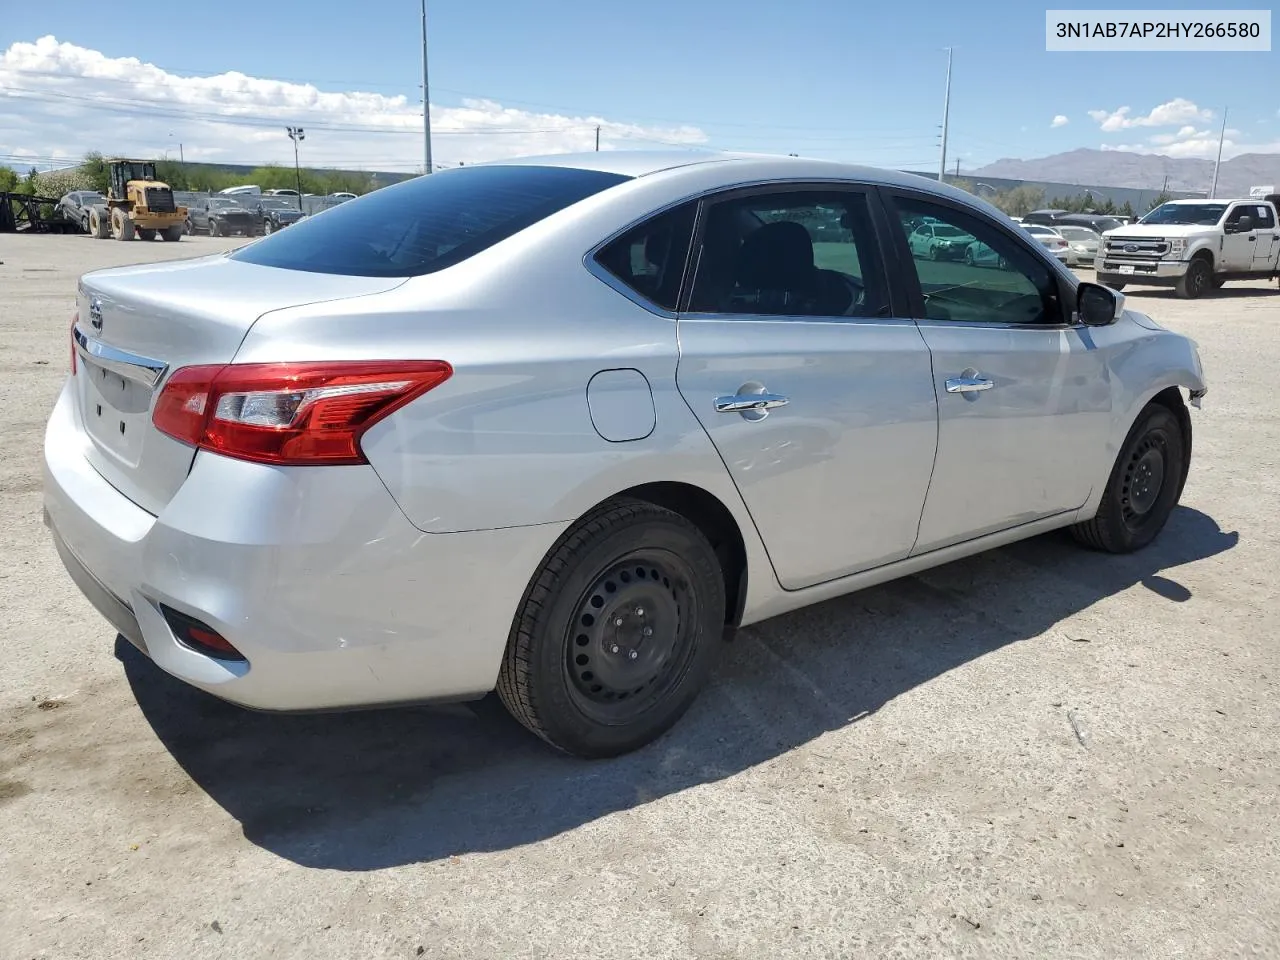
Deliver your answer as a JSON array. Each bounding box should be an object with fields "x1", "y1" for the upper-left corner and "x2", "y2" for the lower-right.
[
  {"x1": 882, "y1": 190, "x2": 1114, "y2": 554},
  {"x1": 674, "y1": 184, "x2": 938, "y2": 590},
  {"x1": 1249, "y1": 203, "x2": 1279, "y2": 268},
  {"x1": 1221, "y1": 204, "x2": 1256, "y2": 270}
]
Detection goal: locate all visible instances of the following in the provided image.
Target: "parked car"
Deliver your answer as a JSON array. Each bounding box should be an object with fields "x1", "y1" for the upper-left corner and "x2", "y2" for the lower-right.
[
  {"x1": 907, "y1": 220, "x2": 976, "y2": 260},
  {"x1": 188, "y1": 197, "x2": 257, "y2": 237},
  {"x1": 1055, "y1": 225, "x2": 1101, "y2": 266},
  {"x1": 56, "y1": 191, "x2": 106, "y2": 232},
  {"x1": 46, "y1": 152, "x2": 1207, "y2": 758},
  {"x1": 255, "y1": 197, "x2": 305, "y2": 235},
  {"x1": 963, "y1": 239, "x2": 1007, "y2": 268},
  {"x1": 1022, "y1": 223, "x2": 1071, "y2": 261},
  {"x1": 265, "y1": 188, "x2": 300, "y2": 198},
  {"x1": 328, "y1": 192, "x2": 358, "y2": 201}
]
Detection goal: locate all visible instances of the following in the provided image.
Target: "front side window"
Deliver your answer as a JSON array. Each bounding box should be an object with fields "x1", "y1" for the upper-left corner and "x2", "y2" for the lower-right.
[
  {"x1": 231, "y1": 164, "x2": 631, "y2": 278},
  {"x1": 688, "y1": 189, "x2": 888, "y2": 318},
  {"x1": 894, "y1": 197, "x2": 1062, "y2": 326},
  {"x1": 593, "y1": 202, "x2": 696, "y2": 311}
]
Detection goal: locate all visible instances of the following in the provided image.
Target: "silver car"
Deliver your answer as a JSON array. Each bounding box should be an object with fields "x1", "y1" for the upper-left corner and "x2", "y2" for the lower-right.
[
  {"x1": 44, "y1": 152, "x2": 1208, "y2": 758},
  {"x1": 1055, "y1": 225, "x2": 1101, "y2": 266}
]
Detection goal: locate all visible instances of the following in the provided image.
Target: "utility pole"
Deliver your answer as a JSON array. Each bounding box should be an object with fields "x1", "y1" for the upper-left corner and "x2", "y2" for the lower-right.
[
  {"x1": 1209, "y1": 106, "x2": 1228, "y2": 199},
  {"x1": 421, "y1": 0, "x2": 433, "y2": 174},
  {"x1": 955, "y1": 157, "x2": 960, "y2": 177},
  {"x1": 595, "y1": 125, "x2": 600, "y2": 151},
  {"x1": 938, "y1": 46, "x2": 953, "y2": 184},
  {"x1": 286, "y1": 126, "x2": 305, "y2": 209}
]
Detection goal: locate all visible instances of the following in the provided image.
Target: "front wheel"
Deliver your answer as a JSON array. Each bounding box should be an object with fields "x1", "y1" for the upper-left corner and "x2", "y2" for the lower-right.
[
  {"x1": 209, "y1": 220, "x2": 221, "y2": 237},
  {"x1": 928, "y1": 244, "x2": 939, "y2": 261},
  {"x1": 1176, "y1": 258, "x2": 1211, "y2": 299},
  {"x1": 497, "y1": 499, "x2": 726, "y2": 758},
  {"x1": 263, "y1": 220, "x2": 274, "y2": 235},
  {"x1": 1071, "y1": 404, "x2": 1186, "y2": 553}
]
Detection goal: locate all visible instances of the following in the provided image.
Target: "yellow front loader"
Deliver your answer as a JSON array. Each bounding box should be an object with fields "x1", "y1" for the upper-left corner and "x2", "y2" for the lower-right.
[{"x1": 87, "y1": 159, "x2": 187, "y2": 241}]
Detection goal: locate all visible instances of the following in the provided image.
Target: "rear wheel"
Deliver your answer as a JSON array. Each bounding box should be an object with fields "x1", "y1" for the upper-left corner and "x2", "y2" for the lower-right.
[
  {"x1": 88, "y1": 208, "x2": 110, "y2": 239},
  {"x1": 1176, "y1": 258, "x2": 1212, "y2": 299},
  {"x1": 136, "y1": 227, "x2": 157, "y2": 241},
  {"x1": 263, "y1": 220, "x2": 274, "y2": 235},
  {"x1": 161, "y1": 225, "x2": 183, "y2": 242},
  {"x1": 497, "y1": 499, "x2": 726, "y2": 758},
  {"x1": 1071, "y1": 404, "x2": 1186, "y2": 553},
  {"x1": 209, "y1": 220, "x2": 221, "y2": 237}
]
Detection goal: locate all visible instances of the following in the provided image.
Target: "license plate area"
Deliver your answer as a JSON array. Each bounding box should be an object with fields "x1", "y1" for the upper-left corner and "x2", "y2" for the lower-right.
[
  {"x1": 1118, "y1": 265, "x2": 1135, "y2": 275},
  {"x1": 79, "y1": 360, "x2": 153, "y2": 467}
]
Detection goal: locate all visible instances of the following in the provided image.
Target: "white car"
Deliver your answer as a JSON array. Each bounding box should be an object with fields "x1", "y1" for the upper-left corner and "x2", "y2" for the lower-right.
[
  {"x1": 44, "y1": 152, "x2": 1208, "y2": 758},
  {"x1": 1022, "y1": 223, "x2": 1072, "y2": 261}
]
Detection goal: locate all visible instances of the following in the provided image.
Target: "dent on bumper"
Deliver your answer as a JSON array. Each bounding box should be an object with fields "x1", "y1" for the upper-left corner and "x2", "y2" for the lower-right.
[{"x1": 43, "y1": 382, "x2": 567, "y2": 711}]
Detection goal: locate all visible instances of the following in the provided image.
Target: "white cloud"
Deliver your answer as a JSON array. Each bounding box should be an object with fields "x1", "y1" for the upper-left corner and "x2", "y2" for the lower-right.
[
  {"x1": 1050, "y1": 115, "x2": 1069, "y2": 128},
  {"x1": 1087, "y1": 98, "x2": 1213, "y2": 132},
  {"x1": 0, "y1": 36, "x2": 709, "y2": 172}
]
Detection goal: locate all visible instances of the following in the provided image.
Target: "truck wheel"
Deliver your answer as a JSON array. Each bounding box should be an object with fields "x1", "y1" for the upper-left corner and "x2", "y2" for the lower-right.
[
  {"x1": 184, "y1": 218, "x2": 193, "y2": 235},
  {"x1": 1176, "y1": 258, "x2": 1211, "y2": 299},
  {"x1": 161, "y1": 225, "x2": 184, "y2": 242},
  {"x1": 1071, "y1": 404, "x2": 1186, "y2": 554},
  {"x1": 136, "y1": 227, "x2": 157, "y2": 241},
  {"x1": 209, "y1": 220, "x2": 221, "y2": 237},
  {"x1": 88, "y1": 209, "x2": 110, "y2": 239},
  {"x1": 110, "y1": 208, "x2": 135, "y2": 241},
  {"x1": 497, "y1": 498, "x2": 726, "y2": 758}
]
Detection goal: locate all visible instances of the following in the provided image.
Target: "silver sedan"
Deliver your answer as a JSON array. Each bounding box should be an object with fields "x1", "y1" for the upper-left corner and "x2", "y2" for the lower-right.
[{"x1": 44, "y1": 153, "x2": 1207, "y2": 758}]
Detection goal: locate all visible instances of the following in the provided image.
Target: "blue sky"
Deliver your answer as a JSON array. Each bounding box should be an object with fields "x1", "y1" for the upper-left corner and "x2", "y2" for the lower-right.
[{"x1": 1, "y1": 0, "x2": 1276, "y2": 172}]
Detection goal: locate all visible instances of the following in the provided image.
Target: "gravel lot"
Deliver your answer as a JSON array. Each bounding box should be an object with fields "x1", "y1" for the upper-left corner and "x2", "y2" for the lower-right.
[{"x1": 2, "y1": 233, "x2": 1278, "y2": 960}]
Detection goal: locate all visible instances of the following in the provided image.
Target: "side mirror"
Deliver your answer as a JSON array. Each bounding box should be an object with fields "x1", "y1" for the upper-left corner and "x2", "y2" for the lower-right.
[
  {"x1": 1078, "y1": 281, "x2": 1123, "y2": 327},
  {"x1": 1235, "y1": 215, "x2": 1254, "y2": 233}
]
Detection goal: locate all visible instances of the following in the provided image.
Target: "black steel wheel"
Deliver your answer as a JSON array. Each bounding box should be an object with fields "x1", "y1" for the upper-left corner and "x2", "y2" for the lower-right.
[
  {"x1": 1072, "y1": 404, "x2": 1186, "y2": 553},
  {"x1": 1176, "y1": 258, "x2": 1211, "y2": 299},
  {"x1": 498, "y1": 498, "x2": 726, "y2": 758}
]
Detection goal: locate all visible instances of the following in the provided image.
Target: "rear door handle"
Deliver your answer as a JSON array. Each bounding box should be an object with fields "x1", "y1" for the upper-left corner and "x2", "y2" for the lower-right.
[
  {"x1": 715, "y1": 392, "x2": 790, "y2": 413},
  {"x1": 945, "y1": 376, "x2": 994, "y2": 394}
]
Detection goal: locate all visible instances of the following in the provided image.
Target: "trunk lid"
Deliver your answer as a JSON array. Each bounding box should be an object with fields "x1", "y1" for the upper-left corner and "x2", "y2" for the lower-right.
[{"x1": 73, "y1": 254, "x2": 406, "y2": 515}]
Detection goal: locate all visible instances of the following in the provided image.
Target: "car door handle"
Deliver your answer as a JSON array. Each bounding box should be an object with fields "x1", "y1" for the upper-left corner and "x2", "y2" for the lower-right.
[
  {"x1": 945, "y1": 376, "x2": 994, "y2": 394},
  {"x1": 715, "y1": 392, "x2": 790, "y2": 413}
]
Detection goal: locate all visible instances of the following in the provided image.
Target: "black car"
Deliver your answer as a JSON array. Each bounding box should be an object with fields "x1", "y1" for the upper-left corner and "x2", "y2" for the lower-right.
[
  {"x1": 56, "y1": 191, "x2": 106, "y2": 232},
  {"x1": 255, "y1": 197, "x2": 305, "y2": 235},
  {"x1": 188, "y1": 197, "x2": 257, "y2": 236}
]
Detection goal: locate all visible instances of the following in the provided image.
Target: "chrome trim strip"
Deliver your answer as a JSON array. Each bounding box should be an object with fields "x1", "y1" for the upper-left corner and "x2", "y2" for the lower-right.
[{"x1": 72, "y1": 326, "x2": 168, "y2": 388}]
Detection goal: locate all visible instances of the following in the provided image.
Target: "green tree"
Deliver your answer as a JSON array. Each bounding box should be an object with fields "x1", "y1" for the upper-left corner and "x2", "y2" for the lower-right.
[
  {"x1": 1146, "y1": 191, "x2": 1173, "y2": 212},
  {"x1": 0, "y1": 166, "x2": 18, "y2": 192},
  {"x1": 991, "y1": 185, "x2": 1045, "y2": 217},
  {"x1": 82, "y1": 152, "x2": 110, "y2": 193},
  {"x1": 1119, "y1": 200, "x2": 1136, "y2": 220}
]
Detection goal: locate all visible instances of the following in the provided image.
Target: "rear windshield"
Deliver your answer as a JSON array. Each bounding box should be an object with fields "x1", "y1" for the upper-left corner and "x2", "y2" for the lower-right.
[{"x1": 230, "y1": 164, "x2": 631, "y2": 277}]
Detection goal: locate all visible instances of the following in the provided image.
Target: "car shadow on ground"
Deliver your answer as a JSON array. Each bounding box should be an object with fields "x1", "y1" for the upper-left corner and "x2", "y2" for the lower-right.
[
  {"x1": 121, "y1": 506, "x2": 1237, "y2": 871},
  {"x1": 1123, "y1": 286, "x2": 1279, "y2": 301}
]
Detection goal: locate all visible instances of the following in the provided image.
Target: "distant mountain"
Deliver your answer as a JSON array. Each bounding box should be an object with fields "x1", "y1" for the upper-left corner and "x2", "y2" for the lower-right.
[{"x1": 968, "y1": 148, "x2": 1280, "y2": 197}]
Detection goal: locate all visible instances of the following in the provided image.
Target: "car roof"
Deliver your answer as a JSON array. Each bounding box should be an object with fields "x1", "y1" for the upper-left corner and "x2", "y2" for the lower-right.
[{"x1": 476, "y1": 149, "x2": 955, "y2": 192}]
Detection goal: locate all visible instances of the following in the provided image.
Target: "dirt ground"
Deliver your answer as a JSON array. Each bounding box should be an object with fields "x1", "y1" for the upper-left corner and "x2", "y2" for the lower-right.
[{"x1": 1, "y1": 233, "x2": 1278, "y2": 960}]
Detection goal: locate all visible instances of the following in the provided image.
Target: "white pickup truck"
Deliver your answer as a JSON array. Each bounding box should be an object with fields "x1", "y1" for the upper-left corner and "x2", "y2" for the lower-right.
[{"x1": 1098, "y1": 196, "x2": 1280, "y2": 298}]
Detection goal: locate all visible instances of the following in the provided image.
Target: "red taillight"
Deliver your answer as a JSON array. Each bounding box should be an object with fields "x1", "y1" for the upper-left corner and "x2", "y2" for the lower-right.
[
  {"x1": 152, "y1": 360, "x2": 452, "y2": 466},
  {"x1": 70, "y1": 312, "x2": 78, "y2": 375}
]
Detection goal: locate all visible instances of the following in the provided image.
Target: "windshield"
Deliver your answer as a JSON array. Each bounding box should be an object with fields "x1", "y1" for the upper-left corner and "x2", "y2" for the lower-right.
[
  {"x1": 209, "y1": 199, "x2": 243, "y2": 209},
  {"x1": 933, "y1": 226, "x2": 969, "y2": 238},
  {"x1": 230, "y1": 164, "x2": 631, "y2": 278},
  {"x1": 258, "y1": 199, "x2": 293, "y2": 210},
  {"x1": 1141, "y1": 203, "x2": 1227, "y2": 225}
]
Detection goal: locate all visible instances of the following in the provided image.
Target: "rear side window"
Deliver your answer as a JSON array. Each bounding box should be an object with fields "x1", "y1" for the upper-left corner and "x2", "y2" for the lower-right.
[
  {"x1": 230, "y1": 165, "x2": 631, "y2": 277},
  {"x1": 593, "y1": 202, "x2": 696, "y2": 311}
]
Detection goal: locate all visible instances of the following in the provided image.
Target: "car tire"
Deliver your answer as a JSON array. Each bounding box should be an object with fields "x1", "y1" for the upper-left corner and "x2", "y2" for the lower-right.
[
  {"x1": 928, "y1": 244, "x2": 939, "y2": 261},
  {"x1": 497, "y1": 498, "x2": 726, "y2": 759},
  {"x1": 209, "y1": 220, "x2": 221, "y2": 237},
  {"x1": 161, "y1": 225, "x2": 183, "y2": 242},
  {"x1": 964, "y1": 249, "x2": 974, "y2": 266},
  {"x1": 264, "y1": 220, "x2": 274, "y2": 235},
  {"x1": 136, "y1": 227, "x2": 157, "y2": 241},
  {"x1": 1176, "y1": 258, "x2": 1211, "y2": 299},
  {"x1": 1071, "y1": 404, "x2": 1186, "y2": 554}
]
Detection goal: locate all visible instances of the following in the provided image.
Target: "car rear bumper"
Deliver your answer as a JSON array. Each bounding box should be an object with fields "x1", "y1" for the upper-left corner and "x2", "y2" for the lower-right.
[{"x1": 43, "y1": 381, "x2": 566, "y2": 712}]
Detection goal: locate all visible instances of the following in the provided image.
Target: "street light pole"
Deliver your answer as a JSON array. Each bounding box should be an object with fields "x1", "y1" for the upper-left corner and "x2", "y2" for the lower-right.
[
  {"x1": 938, "y1": 47, "x2": 953, "y2": 185},
  {"x1": 286, "y1": 126, "x2": 305, "y2": 209},
  {"x1": 1209, "y1": 106, "x2": 1228, "y2": 200},
  {"x1": 421, "y1": 0, "x2": 434, "y2": 174}
]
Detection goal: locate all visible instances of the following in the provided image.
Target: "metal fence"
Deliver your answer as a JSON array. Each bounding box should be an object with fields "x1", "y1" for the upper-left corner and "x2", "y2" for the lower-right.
[{"x1": 173, "y1": 191, "x2": 351, "y2": 217}]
